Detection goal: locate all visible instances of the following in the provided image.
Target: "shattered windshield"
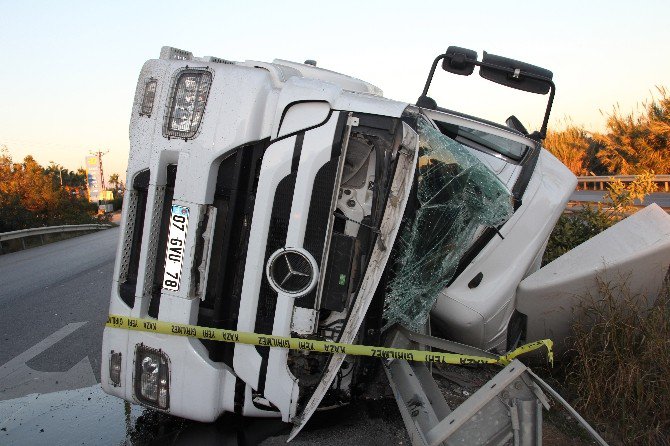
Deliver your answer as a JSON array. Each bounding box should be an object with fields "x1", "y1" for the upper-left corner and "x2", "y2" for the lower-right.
[{"x1": 383, "y1": 115, "x2": 514, "y2": 331}]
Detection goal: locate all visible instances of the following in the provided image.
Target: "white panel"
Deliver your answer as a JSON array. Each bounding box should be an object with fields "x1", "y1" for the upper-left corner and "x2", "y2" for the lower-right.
[
  {"x1": 277, "y1": 102, "x2": 331, "y2": 138},
  {"x1": 517, "y1": 204, "x2": 670, "y2": 352},
  {"x1": 101, "y1": 323, "x2": 238, "y2": 422},
  {"x1": 272, "y1": 59, "x2": 383, "y2": 96}
]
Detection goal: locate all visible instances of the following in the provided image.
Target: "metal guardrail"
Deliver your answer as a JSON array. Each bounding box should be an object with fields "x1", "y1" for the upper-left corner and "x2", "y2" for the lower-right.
[
  {"x1": 0, "y1": 224, "x2": 112, "y2": 253},
  {"x1": 577, "y1": 174, "x2": 670, "y2": 191},
  {"x1": 0, "y1": 224, "x2": 112, "y2": 242}
]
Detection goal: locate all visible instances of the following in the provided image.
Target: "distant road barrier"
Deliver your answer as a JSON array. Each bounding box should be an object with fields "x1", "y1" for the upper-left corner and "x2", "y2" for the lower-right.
[
  {"x1": 0, "y1": 224, "x2": 112, "y2": 253},
  {"x1": 577, "y1": 174, "x2": 670, "y2": 192}
]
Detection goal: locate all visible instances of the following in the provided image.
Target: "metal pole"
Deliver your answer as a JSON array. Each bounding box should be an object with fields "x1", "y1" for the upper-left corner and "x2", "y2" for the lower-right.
[{"x1": 527, "y1": 370, "x2": 609, "y2": 446}]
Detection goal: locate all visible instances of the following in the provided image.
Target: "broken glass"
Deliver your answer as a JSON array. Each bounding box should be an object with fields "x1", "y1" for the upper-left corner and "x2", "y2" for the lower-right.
[{"x1": 382, "y1": 115, "x2": 514, "y2": 331}]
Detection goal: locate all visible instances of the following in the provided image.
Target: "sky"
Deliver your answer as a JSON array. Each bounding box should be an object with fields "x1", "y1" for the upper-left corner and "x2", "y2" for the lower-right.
[{"x1": 1, "y1": 0, "x2": 669, "y2": 181}]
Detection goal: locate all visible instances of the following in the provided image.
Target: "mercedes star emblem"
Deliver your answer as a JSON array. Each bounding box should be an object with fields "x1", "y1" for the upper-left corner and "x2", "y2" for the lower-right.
[{"x1": 266, "y1": 248, "x2": 319, "y2": 297}]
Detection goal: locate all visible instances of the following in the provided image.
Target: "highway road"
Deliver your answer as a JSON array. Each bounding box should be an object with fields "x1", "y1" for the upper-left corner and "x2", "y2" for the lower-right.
[{"x1": 0, "y1": 228, "x2": 407, "y2": 445}]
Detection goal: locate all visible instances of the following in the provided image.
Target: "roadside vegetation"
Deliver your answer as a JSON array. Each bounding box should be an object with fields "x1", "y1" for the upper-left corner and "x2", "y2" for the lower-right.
[
  {"x1": 0, "y1": 145, "x2": 120, "y2": 233},
  {"x1": 541, "y1": 175, "x2": 667, "y2": 444},
  {"x1": 540, "y1": 88, "x2": 669, "y2": 444},
  {"x1": 567, "y1": 277, "x2": 670, "y2": 445},
  {"x1": 544, "y1": 86, "x2": 670, "y2": 176},
  {"x1": 543, "y1": 173, "x2": 658, "y2": 265},
  {"x1": 542, "y1": 86, "x2": 668, "y2": 265},
  {"x1": 540, "y1": 181, "x2": 669, "y2": 444}
]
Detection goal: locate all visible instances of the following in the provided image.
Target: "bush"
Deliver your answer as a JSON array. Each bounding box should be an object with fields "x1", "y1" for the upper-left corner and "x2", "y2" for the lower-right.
[
  {"x1": 543, "y1": 205, "x2": 613, "y2": 264},
  {"x1": 545, "y1": 86, "x2": 670, "y2": 176},
  {"x1": 543, "y1": 171, "x2": 657, "y2": 265}
]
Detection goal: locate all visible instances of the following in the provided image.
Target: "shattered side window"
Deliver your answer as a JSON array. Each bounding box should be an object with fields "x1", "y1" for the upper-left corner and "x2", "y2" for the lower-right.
[{"x1": 383, "y1": 115, "x2": 514, "y2": 331}]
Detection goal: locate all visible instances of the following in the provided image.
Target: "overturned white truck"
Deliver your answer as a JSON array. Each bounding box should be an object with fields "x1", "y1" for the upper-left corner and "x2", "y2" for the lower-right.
[{"x1": 102, "y1": 46, "x2": 670, "y2": 444}]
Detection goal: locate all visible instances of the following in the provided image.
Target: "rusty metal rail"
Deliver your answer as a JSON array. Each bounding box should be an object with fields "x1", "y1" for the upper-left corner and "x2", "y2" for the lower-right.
[{"x1": 576, "y1": 174, "x2": 670, "y2": 191}]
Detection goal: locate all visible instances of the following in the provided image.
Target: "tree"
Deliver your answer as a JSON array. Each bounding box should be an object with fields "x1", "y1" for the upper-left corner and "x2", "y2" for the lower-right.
[
  {"x1": 109, "y1": 173, "x2": 120, "y2": 191},
  {"x1": 544, "y1": 123, "x2": 608, "y2": 176},
  {"x1": 595, "y1": 87, "x2": 670, "y2": 174},
  {"x1": 545, "y1": 87, "x2": 670, "y2": 176},
  {"x1": 544, "y1": 125, "x2": 590, "y2": 175},
  {"x1": 0, "y1": 148, "x2": 99, "y2": 232}
]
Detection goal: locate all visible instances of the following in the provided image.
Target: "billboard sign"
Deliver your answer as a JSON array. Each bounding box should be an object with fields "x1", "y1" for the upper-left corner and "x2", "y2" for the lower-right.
[{"x1": 85, "y1": 155, "x2": 102, "y2": 202}]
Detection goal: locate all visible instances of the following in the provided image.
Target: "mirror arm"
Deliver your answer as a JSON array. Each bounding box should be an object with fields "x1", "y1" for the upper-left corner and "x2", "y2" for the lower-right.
[
  {"x1": 539, "y1": 82, "x2": 556, "y2": 141},
  {"x1": 420, "y1": 54, "x2": 447, "y2": 98}
]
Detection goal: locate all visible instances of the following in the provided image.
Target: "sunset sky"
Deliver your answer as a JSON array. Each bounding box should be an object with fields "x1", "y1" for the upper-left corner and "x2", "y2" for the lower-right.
[{"x1": 1, "y1": 0, "x2": 669, "y2": 180}]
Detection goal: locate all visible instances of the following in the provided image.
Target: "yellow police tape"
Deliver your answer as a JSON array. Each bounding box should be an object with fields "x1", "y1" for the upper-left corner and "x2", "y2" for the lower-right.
[{"x1": 106, "y1": 314, "x2": 553, "y2": 366}]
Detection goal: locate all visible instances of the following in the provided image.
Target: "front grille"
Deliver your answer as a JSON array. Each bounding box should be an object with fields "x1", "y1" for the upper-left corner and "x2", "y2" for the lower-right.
[
  {"x1": 198, "y1": 141, "x2": 267, "y2": 365},
  {"x1": 297, "y1": 160, "x2": 339, "y2": 309},
  {"x1": 119, "y1": 169, "x2": 150, "y2": 308}
]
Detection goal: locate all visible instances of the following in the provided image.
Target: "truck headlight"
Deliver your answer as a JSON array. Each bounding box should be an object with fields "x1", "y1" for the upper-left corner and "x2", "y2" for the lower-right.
[
  {"x1": 140, "y1": 78, "x2": 158, "y2": 116},
  {"x1": 163, "y1": 68, "x2": 212, "y2": 139},
  {"x1": 109, "y1": 351, "x2": 122, "y2": 386},
  {"x1": 134, "y1": 345, "x2": 170, "y2": 409}
]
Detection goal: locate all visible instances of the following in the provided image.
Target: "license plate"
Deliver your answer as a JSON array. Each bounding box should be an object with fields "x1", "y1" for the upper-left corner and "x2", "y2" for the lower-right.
[{"x1": 162, "y1": 204, "x2": 190, "y2": 291}]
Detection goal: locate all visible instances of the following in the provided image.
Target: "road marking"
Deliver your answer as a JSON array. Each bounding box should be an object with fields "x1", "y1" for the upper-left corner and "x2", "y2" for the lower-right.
[{"x1": 0, "y1": 322, "x2": 96, "y2": 401}]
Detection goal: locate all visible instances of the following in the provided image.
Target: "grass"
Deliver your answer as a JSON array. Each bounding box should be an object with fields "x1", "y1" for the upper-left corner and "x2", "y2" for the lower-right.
[{"x1": 560, "y1": 275, "x2": 670, "y2": 445}]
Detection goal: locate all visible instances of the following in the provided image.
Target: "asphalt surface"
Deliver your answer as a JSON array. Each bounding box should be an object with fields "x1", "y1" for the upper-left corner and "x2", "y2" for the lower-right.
[{"x1": 0, "y1": 227, "x2": 119, "y2": 399}]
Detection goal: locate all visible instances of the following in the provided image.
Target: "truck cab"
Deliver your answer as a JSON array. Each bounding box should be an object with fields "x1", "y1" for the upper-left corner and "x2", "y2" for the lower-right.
[{"x1": 101, "y1": 46, "x2": 574, "y2": 425}]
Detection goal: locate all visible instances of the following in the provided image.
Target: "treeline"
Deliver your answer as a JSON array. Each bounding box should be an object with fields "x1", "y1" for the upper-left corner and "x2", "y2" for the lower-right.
[
  {"x1": 0, "y1": 147, "x2": 100, "y2": 232},
  {"x1": 544, "y1": 86, "x2": 670, "y2": 175}
]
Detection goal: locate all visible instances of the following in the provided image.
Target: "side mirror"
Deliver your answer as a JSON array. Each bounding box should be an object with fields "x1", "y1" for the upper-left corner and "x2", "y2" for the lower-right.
[
  {"x1": 479, "y1": 52, "x2": 553, "y2": 95},
  {"x1": 442, "y1": 46, "x2": 478, "y2": 76},
  {"x1": 418, "y1": 46, "x2": 556, "y2": 140}
]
